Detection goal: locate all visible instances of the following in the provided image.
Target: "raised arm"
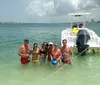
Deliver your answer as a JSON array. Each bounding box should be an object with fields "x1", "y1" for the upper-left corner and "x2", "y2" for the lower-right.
[
  {"x1": 57, "y1": 49, "x2": 62, "y2": 61},
  {"x1": 60, "y1": 47, "x2": 63, "y2": 56},
  {"x1": 50, "y1": 53, "x2": 53, "y2": 60}
]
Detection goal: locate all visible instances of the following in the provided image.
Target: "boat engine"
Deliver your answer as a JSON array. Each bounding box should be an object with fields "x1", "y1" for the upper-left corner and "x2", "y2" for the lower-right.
[{"x1": 76, "y1": 30, "x2": 90, "y2": 55}]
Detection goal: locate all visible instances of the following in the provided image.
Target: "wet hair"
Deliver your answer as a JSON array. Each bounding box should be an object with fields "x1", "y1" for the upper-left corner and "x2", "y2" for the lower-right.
[
  {"x1": 63, "y1": 39, "x2": 67, "y2": 42},
  {"x1": 42, "y1": 42, "x2": 48, "y2": 48},
  {"x1": 72, "y1": 24, "x2": 77, "y2": 28},
  {"x1": 41, "y1": 42, "x2": 48, "y2": 53},
  {"x1": 54, "y1": 43, "x2": 58, "y2": 46},
  {"x1": 44, "y1": 42, "x2": 48, "y2": 48},
  {"x1": 24, "y1": 39, "x2": 29, "y2": 43},
  {"x1": 33, "y1": 43, "x2": 38, "y2": 46}
]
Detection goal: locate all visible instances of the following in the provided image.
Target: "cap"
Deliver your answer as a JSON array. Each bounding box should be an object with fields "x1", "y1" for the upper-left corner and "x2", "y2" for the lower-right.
[{"x1": 49, "y1": 42, "x2": 53, "y2": 45}]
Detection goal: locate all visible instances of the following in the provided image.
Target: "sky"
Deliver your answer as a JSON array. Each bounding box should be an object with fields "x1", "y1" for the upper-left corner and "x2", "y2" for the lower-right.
[{"x1": 0, "y1": 0, "x2": 100, "y2": 23}]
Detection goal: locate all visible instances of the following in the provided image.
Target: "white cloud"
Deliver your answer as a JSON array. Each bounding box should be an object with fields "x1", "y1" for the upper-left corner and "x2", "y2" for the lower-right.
[
  {"x1": 78, "y1": 0, "x2": 100, "y2": 10},
  {"x1": 27, "y1": 0, "x2": 79, "y2": 17},
  {"x1": 26, "y1": 0, "x2": 100, "y2": 23},
  {"x1": 27, "y1": 0, "x2": 56, "y2": 17}
]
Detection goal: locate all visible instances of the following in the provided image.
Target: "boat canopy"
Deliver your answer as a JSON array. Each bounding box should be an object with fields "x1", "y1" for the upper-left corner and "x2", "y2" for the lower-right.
[
  {"x1": 68, "y1": 12, "x2": 91, "y2": 28},
  {"x1": 68, "y1": 13, "x2": 91, "y2": 17}
]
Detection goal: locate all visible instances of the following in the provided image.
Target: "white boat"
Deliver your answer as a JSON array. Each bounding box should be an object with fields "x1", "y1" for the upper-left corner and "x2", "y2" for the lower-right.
[{"x1": 61, "y1": 13, "x2": 100, "y2": 55}]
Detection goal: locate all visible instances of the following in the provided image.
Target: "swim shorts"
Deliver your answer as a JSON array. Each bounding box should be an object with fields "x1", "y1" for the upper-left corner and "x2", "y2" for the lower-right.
[
  {"x1": 32, "y1": 59, "x2": 39, "y2": 63},
  {"x1": 62, "y1": 58, "x2": 71, "y2": 64},
  {"x1": 20, "y1": 57, "x2": 30, "y2": 64}
]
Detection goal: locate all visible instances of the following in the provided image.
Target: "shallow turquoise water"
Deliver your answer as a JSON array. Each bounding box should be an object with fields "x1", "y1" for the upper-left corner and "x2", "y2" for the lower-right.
[{"x1": 0, "y1": 23, "x2": 100, "y2": 85}]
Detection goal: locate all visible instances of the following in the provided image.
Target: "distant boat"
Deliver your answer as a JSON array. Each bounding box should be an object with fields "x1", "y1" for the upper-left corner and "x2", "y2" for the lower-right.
[{"x1": 61, "y1": 13, "x2": 100, "y2": 55}]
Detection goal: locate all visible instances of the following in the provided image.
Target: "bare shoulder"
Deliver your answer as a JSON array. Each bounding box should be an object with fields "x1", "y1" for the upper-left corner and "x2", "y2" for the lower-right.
[
  {"x1": 68, "y1": 46, "x2": 72, "y2": 49},
  {"x1": 68, "y1": 46, "x2": 73, "y2": 52},
  {"x1": 39, "y1": 48, "x2": 42, "y2": 51},
  {"x1": 58, "y1": 49, "x2": 61, "y2": 51},
  {"x1": 38, "y1": 48, "x2": 40, "y2": 51},
  {"x1": 30, "y1": 48, "x2": 33, "y2": 52},
  {"x1": 68, "y1": 46, "x2": 72, "y2": 50},
  {"x1": 19, "y1": 45, "x2": 24, "y2": 50}
]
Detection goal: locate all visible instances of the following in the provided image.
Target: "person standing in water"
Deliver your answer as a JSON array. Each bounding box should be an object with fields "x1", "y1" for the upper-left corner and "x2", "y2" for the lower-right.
[
  {"x1": 48, "y1": 42, "x2": 54, "y2": 61},
  {"x1": 50, "y1": 43, "x2": 61, "y2": 66},
  {"x1": 50, "y1": 43, "x2": 61, "y2": 62},
  {"x1": 18, "y1": 39, "x2": 31, "y2": 64},
  {"x1": 60, "y1": 39, "x2": 74, "y2": 64},
  {"x1": 39, "y1": 42, "x2": 48, "y2": 62},
  {"x1": 31, "y1": 43, "x2": 40, "y2": 63}
]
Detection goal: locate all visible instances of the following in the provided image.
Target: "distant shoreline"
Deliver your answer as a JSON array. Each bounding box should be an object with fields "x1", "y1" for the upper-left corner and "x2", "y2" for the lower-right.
[{"x1": 0, "y1": 21, "x2": 100, "y2": 24}]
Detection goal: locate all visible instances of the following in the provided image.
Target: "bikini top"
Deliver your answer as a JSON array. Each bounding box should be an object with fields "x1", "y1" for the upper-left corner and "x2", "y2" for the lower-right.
[
  {"x1": 51, "y1": 49, "x2": 60, "y2": 58},
  {"x1": 32, "y1": 48, "x2": 39, "y2": 54},
  {"x1": 40, "y1": 49, "x2": 47, "y2": 54}
]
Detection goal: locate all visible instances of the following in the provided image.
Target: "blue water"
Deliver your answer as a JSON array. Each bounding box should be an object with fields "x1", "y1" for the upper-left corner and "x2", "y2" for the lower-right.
[{"x1": 0, "y1": 23, "x2": 100, "y2": 85}]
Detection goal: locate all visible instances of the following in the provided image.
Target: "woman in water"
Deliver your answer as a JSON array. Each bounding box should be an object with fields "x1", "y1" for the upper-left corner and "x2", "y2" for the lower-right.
[
  {"x1": 50, "y1": 43, "x2": 61, "y2": 66},
  {"x1": 31, "y1": 43, "x2": 40, "y2": 63},
  {"x1": 39, "y1": 42, "x2": 48, "y2": 62},
  {"x1": 48, "y1": 42, "x2": 54, "y2": 61}
]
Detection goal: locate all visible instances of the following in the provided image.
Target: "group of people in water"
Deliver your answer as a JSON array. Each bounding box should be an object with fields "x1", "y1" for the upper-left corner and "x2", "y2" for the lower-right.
[{"x1": 18, "y1": 39, "x2": 74, "y2": 66}]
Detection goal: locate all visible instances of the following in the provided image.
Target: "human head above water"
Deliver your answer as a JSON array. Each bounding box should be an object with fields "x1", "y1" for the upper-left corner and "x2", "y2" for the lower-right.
[
  {"x1": 54, "y1": 43, "x2": 58, "y2": 46},
  {"x1": 62, "y1": 39, "x2": 67, "y2": 46},
  {"x1": 72, "y1": 24, "x2": 77, "y2": 28},
  {"x1": 54, "y1": 43, "x2": 58, "y2": 49},
  {"x1": 42, "y1": 42, "x2": 48, "y2": 48},
  {"x1": 24, "y1": 39, "x2": 29, "y2": 46},
  {"x1": 62, "y1": 39, "x2": 67, "y2": 42},
  {"x1": 33, "y1": 43, "x2": 38, "y2": 47},
  {"x1": 49, "y1": 42, "x2": 53, "y2": 46}
]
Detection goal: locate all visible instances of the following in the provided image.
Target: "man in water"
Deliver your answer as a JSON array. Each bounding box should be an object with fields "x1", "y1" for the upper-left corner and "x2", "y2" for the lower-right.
[
  {"x1": 18, "y1": 39, "x2": 31, "y2": 64},
  {"x1": 60, "y1": 39, "x2": 74, "y2": 64}
]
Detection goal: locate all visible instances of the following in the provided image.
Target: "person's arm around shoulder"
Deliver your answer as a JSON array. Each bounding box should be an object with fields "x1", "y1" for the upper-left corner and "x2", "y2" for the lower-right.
[
  {"x1": 57, "y1": 49, "x2": 61, "y2": 61},
  {"x1": 50, "y1": 50, "x2": 53, "y2": 60},
  {"x1": 60, "y1": 47, "x2": 63, "y2": 58},
  {"x1": 28, "y1": 44, "x2": 32, "y2": 55},
  {"x1": 38, "y1": 48, "x2": 40, "y2": 55},
  {"x1": 30, "y1": 48, "x2": 33, "y2": 54},
  {"x1": 39, "y1": 48, "x2": 41, "y2": 54}
]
